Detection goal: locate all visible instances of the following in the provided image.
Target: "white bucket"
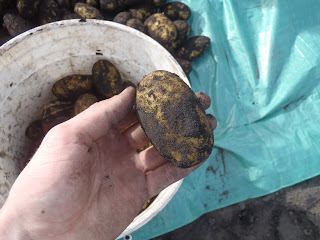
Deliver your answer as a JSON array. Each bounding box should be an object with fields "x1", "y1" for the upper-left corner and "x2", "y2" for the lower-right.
[{"x1": 0, "y1": 20, "x2": 188, "y2": 238}]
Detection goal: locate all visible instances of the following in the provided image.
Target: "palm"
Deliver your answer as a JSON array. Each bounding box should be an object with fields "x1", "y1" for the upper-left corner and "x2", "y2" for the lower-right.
[{"x1": 2, "y1": 88, "x2": 214, "y2": 240}]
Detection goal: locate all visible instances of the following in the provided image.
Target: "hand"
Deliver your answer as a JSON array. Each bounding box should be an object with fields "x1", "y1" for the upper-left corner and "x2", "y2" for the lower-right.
[{"x1": 0, "y1": 87, "x2": 217, "y2": 240}]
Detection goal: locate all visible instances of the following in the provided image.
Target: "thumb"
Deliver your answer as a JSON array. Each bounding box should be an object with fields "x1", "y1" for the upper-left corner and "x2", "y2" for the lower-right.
[{"x1": 67, "y1": 87, "x2": 136, "y2": 141}]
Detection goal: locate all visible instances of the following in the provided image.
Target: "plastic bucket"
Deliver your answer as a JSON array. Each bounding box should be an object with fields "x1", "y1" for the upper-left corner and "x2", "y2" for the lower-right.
[{"x1": 0, "y1": 19, "x2": 188, "y2": 238}]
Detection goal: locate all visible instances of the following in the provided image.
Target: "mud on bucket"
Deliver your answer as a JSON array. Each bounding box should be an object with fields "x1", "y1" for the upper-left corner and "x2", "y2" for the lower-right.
[{"x1": 0, "y1": 19, "x2": 187, "y2": 238}]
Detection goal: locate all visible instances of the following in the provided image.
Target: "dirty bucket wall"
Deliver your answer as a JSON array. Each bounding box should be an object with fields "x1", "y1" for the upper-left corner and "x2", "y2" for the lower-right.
[{"x1": 0, "y1": 20, "x2": 187, "y2": 237}]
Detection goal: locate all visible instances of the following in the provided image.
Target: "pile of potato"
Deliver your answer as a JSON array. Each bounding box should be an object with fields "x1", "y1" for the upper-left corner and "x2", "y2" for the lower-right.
[
  {"x1": 0, "y1": 0, "x2": 210, "y2": 76},
  {"x1": 25, "y1": 59, "x2": 135, "y2": 156}
]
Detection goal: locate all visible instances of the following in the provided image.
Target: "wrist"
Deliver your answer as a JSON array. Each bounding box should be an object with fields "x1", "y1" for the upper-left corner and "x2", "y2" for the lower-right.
[{"x1": 0, "y1": 204, "x2": 32, "y2": 240}]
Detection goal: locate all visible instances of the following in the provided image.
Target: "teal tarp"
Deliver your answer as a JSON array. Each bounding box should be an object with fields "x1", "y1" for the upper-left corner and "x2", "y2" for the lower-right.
[{"x1": 132, "y1": 0, "x2": 320, "y2": 239}]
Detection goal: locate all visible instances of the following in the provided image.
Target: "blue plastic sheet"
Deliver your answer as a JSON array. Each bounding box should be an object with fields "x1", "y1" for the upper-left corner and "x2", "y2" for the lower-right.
[{"x1": 132, "y1": 0, "x2": 320, "y2": 239}]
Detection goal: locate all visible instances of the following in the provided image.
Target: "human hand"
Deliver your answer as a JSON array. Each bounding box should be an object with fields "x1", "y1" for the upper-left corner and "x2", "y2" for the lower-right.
[{"x1": 0, "y1": 87, "x2": 217, "y2": 240}]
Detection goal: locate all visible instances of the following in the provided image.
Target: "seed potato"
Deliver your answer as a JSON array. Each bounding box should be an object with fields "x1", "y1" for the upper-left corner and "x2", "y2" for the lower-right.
[
  {"x1": 113, "y1": 11, "x2": 131, "y2": 24},
  {"x1": 144, "y1": 13, "x2": 177, "y2": 51},
  {"x1": 74, "y1": 93, "x2": 98, "y2": 115},
  {"x1": 52, "y1": 74, "x2": 93, "y2": 101},
  {"x1": 173, "y1": 20, "x2": 190, "y2": 41},
  {"x1": 162, "y1": 1, "x2": 191, "y2": 21},
  {"x1": 136, "y1": 70, "x2": 214, "y2": 168},
  {"x1": 176, "y1": 35, "x2": 210, "y2": 61},
  {"x1": 74, "y1": 2, "x2": 104, "y2": 19},
  {"x1": 92, "y1": 59, "x2": 123, "y2": 99},
  {"x1": 3, "y1": 12, "x2": 34, "y2": 37}
]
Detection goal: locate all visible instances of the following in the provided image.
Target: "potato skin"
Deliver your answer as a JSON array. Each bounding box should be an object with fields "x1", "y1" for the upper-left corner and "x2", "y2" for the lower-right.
[
  {"x1": 92, "y1": 60, "x2": 123, "y2": 99},
  {"x1": 74, "y1": 93, "x2": 98, "y2": 115},
  {"x1": 162, "y1": 1, "x2": 191, "y2": 21},
  {"x1": 52, "y1": 74, "x2": 93, "y2": 101},
  {"x1": 144, "y1": 13, "x2": 177, "y2": 51},
  {"x1": 136, "y1": 70, "x2": 214, "y2": 168},
  {"x1": 176, "y1": 36, "x2": 210, "y2": 61},
  {"x1": 173, "y1": 20, "x2": 190, "y2": 41},
  {"x1": 74, "y1": 2, "x2": 104, "y2": 19}
]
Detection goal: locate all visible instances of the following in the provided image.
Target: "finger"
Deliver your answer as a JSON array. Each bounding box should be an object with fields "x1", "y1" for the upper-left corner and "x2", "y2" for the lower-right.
[
  {"x1": 138, "y1": 146, "x2": 167, "y2": 172},
  {"x1": 122, "y1": 122, "x2": 150, "y2": 150},
  {"x1": 66, "y1": 87, "x2": 136, "y2": 141},
  {"x1": 195, "y1": 92, "x2": 211, "y2": 110},
  {"x1": 207, "y1": 114, "x2": 217, "y2": 130},
  {"x1": 146, "y1": 161, "x2": 203, "y2": 198},
  {"x1": 117, "y1": 108, "x2": 138, "y2": 132}
]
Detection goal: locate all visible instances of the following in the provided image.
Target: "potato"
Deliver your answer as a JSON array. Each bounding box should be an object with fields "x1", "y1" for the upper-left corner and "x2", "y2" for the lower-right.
[
  {"x1": 17, "y1": 0, "x2": 41, "y2": 18},
  {"x1": 126, "y1": 18, "x2": 147, "y2": 33},
  {"x1": 92, "y1": 60, "x2": 123, "y2": 99},
  {"x1": 175, "y1": 57, "x2": 192, "y2": 75},
  {"x1": 144, "y1": 13, "x2": 177, "y2": 51},
  {"x1": 99, "y1": 0, "x2": 124, "y2": 12},
  {"x1": 38, "y1": 0, "x2": 62, "y2": 24},
  {"x1": 173, "y1": 20, "x2": 190, "y2": 41},
  {"x1": 42, "y1": 100, "x2": 73, "y2": 132},
  {"x1": 52, "y1": 74, "x2": 93, "y2": 101},
  {"x1": 3, "y1": 12, "x2": 34, "y2": 37},
  {"x1": 162, "y1": 1, "x2": 191, "y2": 21},
  {"x1": 25, "y1": 120, "x2": 44, "y2": 141},
  {"x1": 61, "y1": 9, "x2": 81, "y2": 20},
  {"x1": 113, "y1": 11, "x2": 131, "y2": 24},
  {"x1": 74, "y1": 2, "x2": 104, "y2": 19},
  {"x1": 152, "y1": 0, "x2": 166, "y2": 8},
  {"x1": 122, "y1": 80, "x2": 136, "y2": 90},
  {"x1": 86, "y1": 0, "x2": 99, "y2": 7},
  {"x1": 136, "y1": 70, "x2": 214, "y2": 168},
  {"x1": 176, "y1": 36, "x2": 210, "y2": 61},
  {"x1": 74, "y1": 93, "x2": 98, "y2": 115},
  {"x1": 129, "y1": 5, "x2": 156, "y2": 22}
]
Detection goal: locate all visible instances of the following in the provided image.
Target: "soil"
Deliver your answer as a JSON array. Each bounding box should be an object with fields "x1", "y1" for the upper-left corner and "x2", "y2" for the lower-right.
[{"x1": 152, "y1": 175, "x2": 320, "y2": 240}]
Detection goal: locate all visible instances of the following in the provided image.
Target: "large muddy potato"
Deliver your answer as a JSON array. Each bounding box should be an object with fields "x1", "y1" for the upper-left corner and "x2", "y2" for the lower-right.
[
  {"x1": 162, "y1": 1, "x2": 191, "y2": 21},
  {"x1": 92, "y1": 59, "x2": 123, "y2": 99},
  {"x1": 176, "y1": 36, "x2": 210, "y2": 61},
  {"x1": 52, "y1": 74, "x2": 93, "y2": 101},
  {"x1": 136, "y1": 70, "x2": 214, "y2": 168},
  {"x1": 144, "y1": 13, "x2": 177, "y2": 51}
]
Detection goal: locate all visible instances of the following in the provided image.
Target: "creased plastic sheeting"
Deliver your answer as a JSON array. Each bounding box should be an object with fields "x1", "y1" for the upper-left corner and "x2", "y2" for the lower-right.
[{"x1": 132, "y1": 0, "x2": 320, "y2": 239}]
